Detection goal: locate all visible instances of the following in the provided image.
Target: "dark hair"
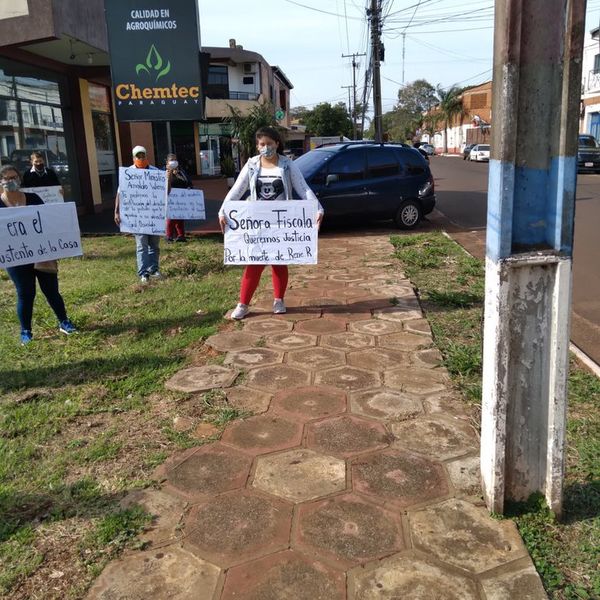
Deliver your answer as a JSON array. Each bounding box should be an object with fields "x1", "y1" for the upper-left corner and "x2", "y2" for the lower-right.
[
  {"x1": 255, "y1": 126, "x2": 284, "y2": 155},
  {"x1": 165, "y1": 153, "x2": 177, "y2": 163},
  {"x1": 30, "y1": 151, "x2": 44, "y2": 161},
  {"x1": 0, "y1": 164, "x2": 20, "y2": 180}
]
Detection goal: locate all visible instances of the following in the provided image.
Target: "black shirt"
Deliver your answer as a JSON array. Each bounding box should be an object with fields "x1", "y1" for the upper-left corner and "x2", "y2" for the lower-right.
[
  {"x1": 0, "y1": 192, "x2": 44, "y2": 208},
  {"x1": 22, "y1": 167, "x2": 61, "y2": 188}
]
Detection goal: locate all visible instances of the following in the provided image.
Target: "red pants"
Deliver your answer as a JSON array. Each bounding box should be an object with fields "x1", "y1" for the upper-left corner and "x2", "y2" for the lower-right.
[
  {"x1": 166, "y1": 219, "x2": 185, "y2": 239},
  {"x1": 240, "y1": 265, "x2": 288, "y2": 305}
]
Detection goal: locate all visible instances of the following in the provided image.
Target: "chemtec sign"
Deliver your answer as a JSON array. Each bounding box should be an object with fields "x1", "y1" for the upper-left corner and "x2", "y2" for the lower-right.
[{"x1": 104, "y1": 0, "x2": 203, "y2": 122}]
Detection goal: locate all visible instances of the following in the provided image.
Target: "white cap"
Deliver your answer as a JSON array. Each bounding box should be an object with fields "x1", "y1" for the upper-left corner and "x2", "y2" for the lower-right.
[{"x1": 132, "y1": 145, "x2": 147, "y2": 156}]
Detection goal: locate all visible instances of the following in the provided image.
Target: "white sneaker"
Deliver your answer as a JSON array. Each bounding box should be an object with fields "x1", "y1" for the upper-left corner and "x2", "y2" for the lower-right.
[
  {"x1": 149, "y1": 271, "x2": 162, "y2": 279},
  {"x1": 231, "y1": 303, "x2": 249, "y2": 320},
  {"x1": 273, "y1": 299, "x2": 287, "y2": 314},
  {"x1": 140, "y1": 275, "x2": 149, "y2": 283}
]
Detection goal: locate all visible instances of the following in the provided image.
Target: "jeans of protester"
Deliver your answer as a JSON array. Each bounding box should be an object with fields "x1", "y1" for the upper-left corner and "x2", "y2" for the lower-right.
[
  {"x1": 135, "y1": 234, "x2": 160, "y2": 276},
  {"x1": 6, "y1": 264, "x2": 67, "y2": 331}
]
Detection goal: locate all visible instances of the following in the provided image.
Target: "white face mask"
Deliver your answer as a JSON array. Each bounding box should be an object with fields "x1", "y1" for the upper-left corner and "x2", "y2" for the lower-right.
[{"x1": 168, "y1": 160, "x2": 179, "y2": 169}]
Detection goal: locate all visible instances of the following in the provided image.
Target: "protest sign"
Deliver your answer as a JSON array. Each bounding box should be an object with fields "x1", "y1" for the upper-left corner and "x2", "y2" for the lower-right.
[
  {"x1": 223, "y1": 200, "x2": 318, "y2": 265},
  {"x1": 21, "y1": 186, "x2": 64, "y2": 204},
  {"x1": 0, "y1": 202, "x2": 82, "y2": 269},
  {"x1": 118, "y1": 167, "x2": 167, "y2": 235},
  {"x1": 167, "y1": 188, "x2": 206, "y2": 220}
]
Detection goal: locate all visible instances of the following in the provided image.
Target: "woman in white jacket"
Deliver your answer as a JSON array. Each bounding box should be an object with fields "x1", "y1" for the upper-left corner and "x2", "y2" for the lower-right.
[{"x1": 219, "y1": 126, "x2": 324, "y2": 320}]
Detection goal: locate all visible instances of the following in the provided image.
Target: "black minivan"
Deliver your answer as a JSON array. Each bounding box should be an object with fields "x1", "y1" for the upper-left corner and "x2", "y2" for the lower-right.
[{"x1": 294, "y1": 143, "x2": 435, "y2": 229}]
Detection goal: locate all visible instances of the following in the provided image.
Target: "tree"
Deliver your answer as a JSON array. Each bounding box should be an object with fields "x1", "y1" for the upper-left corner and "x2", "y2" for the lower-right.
[
  {"x1": 435, "y1": 85, "x2": 466, "y2": 153},
  {"x1": 226, "y1": 102, "x2": 279, "y2": 162},
  {"x1": 302, "y1": 102, "x2": 352, "y2": 137},
  {"x1": 397, "y1": 79, "x2": 437, "y2": 115},
  {"x1": 289, "y1": 106, "x2": 309, "y2": 122}
]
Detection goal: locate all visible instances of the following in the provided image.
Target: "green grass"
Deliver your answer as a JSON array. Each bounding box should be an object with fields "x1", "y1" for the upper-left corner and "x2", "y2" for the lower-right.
[
  {"x1": 391, "y1": 232, "x2": 600, "y2": 600},
  {"x1": 0, "y1": 234, "x2": 241, "y2": 597}
]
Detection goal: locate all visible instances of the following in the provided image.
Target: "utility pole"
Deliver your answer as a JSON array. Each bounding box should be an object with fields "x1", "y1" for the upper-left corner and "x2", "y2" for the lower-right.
[
  {"x1": 342, "y1": 52, "x2": 366, "y2": 140},
  {"x1": 402, "y1": 32, "x2": 406, "y2": 85},
  {"x1": 481, "y1": 0, "x2": 586, "y2": 518},
  {"x1": 369, "y1": 0, "x2": 383, "y2": 143},
  {"x1": 341, "y1": 84, "x2": 353, "y2": 136}
]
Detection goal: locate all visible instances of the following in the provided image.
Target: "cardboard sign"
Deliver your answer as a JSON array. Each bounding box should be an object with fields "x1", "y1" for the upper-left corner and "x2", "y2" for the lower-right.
[
  {"x1": 223, "y1": 201, "x2": 318, "y2": 265},
  {"x1": 167, "y1": 188, "x2": 205, "y2": 220},
  {"x1": 21, "y1": 186, "x2": 64, "y2": 204},
  {"x1": 118, "y1": 167, "x2": 167, "y2": 235},
  {"x1": 0, "y1": 202, "x2": 82, "y2": 269}
]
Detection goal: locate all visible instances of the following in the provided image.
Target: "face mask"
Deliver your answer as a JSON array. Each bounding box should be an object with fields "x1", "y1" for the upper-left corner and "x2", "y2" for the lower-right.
[
  {"x1": 259, "y1": 146, "x2": 276, "y2": 158},
  {"x1": 168, "y1": 160, "x2": 178, "y2": 169},
  {"x1": 134, "y1": 158, "x2": 149, "y2": 168},
  {"x1": 2, "y1": 180, "x2": 20, "y2": 192},
  {"x1": 34, "y1": 164, "x2": 45, "y2": 172}
]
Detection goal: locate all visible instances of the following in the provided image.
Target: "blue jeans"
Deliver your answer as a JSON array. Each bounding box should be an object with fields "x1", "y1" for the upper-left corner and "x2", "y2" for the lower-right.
[
  {"x1": 135, "y1": 234, "x2": 160, "y2": 276},
  {"x1": 6, "y1": 264, "x2": 68, "y2": 331}
]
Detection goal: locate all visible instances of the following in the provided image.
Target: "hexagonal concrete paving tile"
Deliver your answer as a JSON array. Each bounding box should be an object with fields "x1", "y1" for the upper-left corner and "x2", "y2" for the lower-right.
[
  {"x1": 328, "y1": 273, "x2": 365, "y2": 283},
  {"x1": 264, "y1": 332, "x2": 318, "y2": 350},
  {"x1": 349, "y1": 319, "x2": 405, "y2": 336},
  {"x1": 403, "y1": 318, "x2": 433, "y2": 336},
  {"x1": 321, "y1": 332, "x2": 376, "y2": 351},
  {"x1": 296, "y1": 493, "x2": 404, "y2": 567},
  {"x1": 445, "y1": 454, "x2": 483, "y2": 500},
  {"x1": 374, "y1": 306, "x2": 423, "y2": 322},
  {"x1": 225, "y1": 386, "x2": 272, "y2": 414},
  {"x1": 422, "y1": 392, "x2": 472, "y2": 421},
  {"x1": 270, "y1": 386, "x2": 347, "y2": 421},
  {"x1": 383, "y1": 367, "x2": 448, "y2": 394},
  {"x1": 185, "y1": 490, "x2": 292, "y2": 568},
  {"x1": 287, "y1": 347, "x2": 346, "y2": 371},
  {"x1": 242, "y1": 318, "x2": 293, "y2": 335},
  {"x1": 221, "y1": 413, "x2": 303, "y2": 455},
  {"x1": 85, "y1": 547, "x2": 220, "y2": 600},
  {"x1": 391, "y1": 416, "x2": 478, "y2": 461},
  {"x1": 480, "y1": 562, "x2": 548, "y2": 600},
  {"x1": 165, "y1": 365, "x2": 239, "y2": 393},
  {"x1": 410, "y1": 498, "x2": 528, "y2": 573},
  {"x1": 412, "y1": 348, "x2": 443, "y2": 369},
  {"x1": 221, "y1": 550, "x2": 346, "y2": 600},
  {"x1": 253, "y1": 448, "x2": 346, "y2": 502},
  {"x1": 315, "y1": 366, "x2": 380, "y2": 392},
  {"x1": 246, "y1": 365, "x2": 311, "y2": 393},
  {"x1": 305, "y1": 415, "x2": 390, "y2": 458},
  {"x1": 205, "y1": 331, "x2": 262, "y2": 352},
  {"x1": 347, "y1": 551, "x2": 479, "y2": 600},
  {"x1": 347, "y1": 348, "x2": 409, "y2": 372},
  {"x1": 350, "y1": 388, "x2": 423, "y2": 421},
  {"x1": 352, "y1": 450, "x2": 448, "y2": 509},
  {"x1": 294, "y1": 317, "x2": 347, "y2": 335},
  {"x1": 378, "y1": 332, "x2": 431, "y2": 351},
  {"x1": 224, "y1": 348, "x2": 284, "y2": 369},
  {"x1": 161, "y1": 443, "x2": 252, "y2": 500}
]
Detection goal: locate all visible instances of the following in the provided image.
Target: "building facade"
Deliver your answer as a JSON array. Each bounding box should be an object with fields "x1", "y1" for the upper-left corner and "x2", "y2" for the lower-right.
[{"x1": 580, "y1": 26, "x2": 600, "y2": 137}]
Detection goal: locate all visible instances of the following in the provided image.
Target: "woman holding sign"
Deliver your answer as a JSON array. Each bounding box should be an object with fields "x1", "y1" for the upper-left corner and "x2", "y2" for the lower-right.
[
  {"x1": 0, "y1": 165, "x2": 77, "y2": 345},
  {"x1": 165, "y1": 153, "x2": 192, "y2": 243},
  {"x1": 218, "y1": 126, "x2": 324, "y2": 320}
]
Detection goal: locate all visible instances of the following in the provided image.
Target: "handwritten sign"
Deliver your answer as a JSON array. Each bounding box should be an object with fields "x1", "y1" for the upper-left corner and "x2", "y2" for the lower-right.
[
  {"x1": 0, "y1": 202, "x2": 82, "y2": 269},
  {"x1": 118, "y1": 167, "x2": 167, "y2": 235},
  {"x1": 21, "y1": 185, "x2": 64, "y2": 204},
  {"x1": 167, "y1": 188, "x2": 206, "y2": 220},
  {"x1": 223, "y1": 201, "x2": 318, "y2": 265}
]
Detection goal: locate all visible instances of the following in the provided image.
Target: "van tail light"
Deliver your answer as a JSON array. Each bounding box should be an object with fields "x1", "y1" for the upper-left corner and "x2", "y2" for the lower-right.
[{"x1": 419, "y1": 174, "x2": 435, "y2": 197}]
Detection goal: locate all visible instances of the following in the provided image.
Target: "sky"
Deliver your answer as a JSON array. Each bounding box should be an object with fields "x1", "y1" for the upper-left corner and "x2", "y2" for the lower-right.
[{"x1": 198, "y1": 0, "x2": 600, "y2": 116}]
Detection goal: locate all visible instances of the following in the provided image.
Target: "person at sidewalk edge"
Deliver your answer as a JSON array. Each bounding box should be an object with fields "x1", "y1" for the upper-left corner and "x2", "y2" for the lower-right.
[
  {"x1": 218, "y1": 126, "x2": 324, "y2": 320},
  {"x1": 21, "y1": 151, "x2": 62, "y2": 188},
  {"x1": 0, "y1": 164, "x2": 77, "y2": 345},
  {"x1": 165, "y1": 152, "x2": 192, "y2": 242},
  {"x1": 114, "y1": 146, "x2": 163, "y2": 283}
]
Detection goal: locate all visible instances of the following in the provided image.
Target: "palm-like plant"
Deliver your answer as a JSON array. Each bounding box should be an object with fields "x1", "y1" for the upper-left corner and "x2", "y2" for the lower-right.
[
  {"x1": 225, "y1": 103, "x2": 279, "y2": 162},
  {"x1": 436, "y1": 85, "x2": 466, "y2": 153}
]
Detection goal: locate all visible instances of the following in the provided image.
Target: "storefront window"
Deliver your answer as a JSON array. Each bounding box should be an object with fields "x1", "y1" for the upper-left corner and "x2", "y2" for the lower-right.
[{"x1": 0, "y1": 59, "x2": 79, "y2": 204}]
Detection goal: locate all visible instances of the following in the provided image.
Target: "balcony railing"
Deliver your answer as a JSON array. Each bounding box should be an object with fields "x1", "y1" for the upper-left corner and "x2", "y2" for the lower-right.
[
  {"x1": 206, "y1": 89, "x2": 259, "y2": 101},
  {"x1": 585, "y1": 69, "x2": 600, "y2": 93}
]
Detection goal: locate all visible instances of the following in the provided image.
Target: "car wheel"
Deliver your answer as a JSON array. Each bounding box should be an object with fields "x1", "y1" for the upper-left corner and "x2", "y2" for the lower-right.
[{"x1": 395, "y1": 200, "x2": 422, "y2": 230}]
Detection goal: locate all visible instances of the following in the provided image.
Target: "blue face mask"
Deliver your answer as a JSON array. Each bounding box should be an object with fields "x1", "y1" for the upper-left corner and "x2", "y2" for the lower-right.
[
  {"x1": 1, "y1": 180, "x2": 19, "y2": 192},
  {"x1": 259, "y1": 146, "x2": 276, "y2": 158}
]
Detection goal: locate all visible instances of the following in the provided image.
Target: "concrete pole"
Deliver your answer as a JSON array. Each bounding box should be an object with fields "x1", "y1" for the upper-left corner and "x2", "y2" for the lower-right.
[
  {"x1": 481, "y1": 0, "x2": 586, "y2": 518},
  {"x1": 370, "y1": 0, "x2": 383, "y2": 143}
]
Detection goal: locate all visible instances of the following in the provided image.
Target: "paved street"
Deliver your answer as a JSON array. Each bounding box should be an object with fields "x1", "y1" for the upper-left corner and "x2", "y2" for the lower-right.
[{"x1": 429, "y1": 156, "x2": 600, "y2": 366}]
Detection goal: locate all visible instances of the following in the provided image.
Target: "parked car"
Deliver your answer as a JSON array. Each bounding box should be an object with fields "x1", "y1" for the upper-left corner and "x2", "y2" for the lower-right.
[
  {"x1": 468, "y1": 144, "x2": 490, "y2": 162},
  {"x1": 462, "y1": 143, "x2": 476, "y2": 160},
  {"x1": 294, "y1": 143, "x2": 435, "y2": 229},
  {"x1": 416, "y1": 143, "x2": 435, "y2": 156},
  {"x1": 577, "y1": 134, "x2": 600, "y2": 173}
]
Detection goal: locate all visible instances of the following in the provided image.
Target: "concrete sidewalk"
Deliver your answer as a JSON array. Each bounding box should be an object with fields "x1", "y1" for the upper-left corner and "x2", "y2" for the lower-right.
[{"x1": 87, "y1": 233, "x2": 547, "y2": 600}]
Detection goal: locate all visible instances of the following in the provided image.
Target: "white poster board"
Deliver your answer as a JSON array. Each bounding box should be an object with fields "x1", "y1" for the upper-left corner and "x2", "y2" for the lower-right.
[
  {"x1": 223, "y1": 200, "x2": 318, "y2": 265},
  {"x1": 167, "y1": 188, "x2": 205, "y2": 220},
  {"x1": 118, "y1": 167, "x2": 167, "y2": 235},
  {"x1": 0, "y1": 202, "x2": 82, "y2": 269},
  {"x1": 21, "y1": 185, "x2": 64, "y2": 204}
]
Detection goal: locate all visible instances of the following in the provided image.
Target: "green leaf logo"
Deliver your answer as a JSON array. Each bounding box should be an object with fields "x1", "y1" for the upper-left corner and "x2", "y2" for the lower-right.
[{"x1": 135, "y1": 45, "x2": 172, "y2": 81}]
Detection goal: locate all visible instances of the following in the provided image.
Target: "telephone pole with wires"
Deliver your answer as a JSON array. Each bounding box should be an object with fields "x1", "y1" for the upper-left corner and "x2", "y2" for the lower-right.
[
  {"x1": 342, "y1": 52, "x2": 366, "y2": 139},
  {"x1": 368, "y1": 0, "x2": 383, "y2": 142},
  {"x1": 341, "y1": 84, "x2": 353, "y2": 135}
]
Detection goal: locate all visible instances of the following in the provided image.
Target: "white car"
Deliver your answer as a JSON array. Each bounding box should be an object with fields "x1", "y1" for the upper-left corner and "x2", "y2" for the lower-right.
[{"x1": 468, "y1": 144, "x2": 490, "y2": 162}]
